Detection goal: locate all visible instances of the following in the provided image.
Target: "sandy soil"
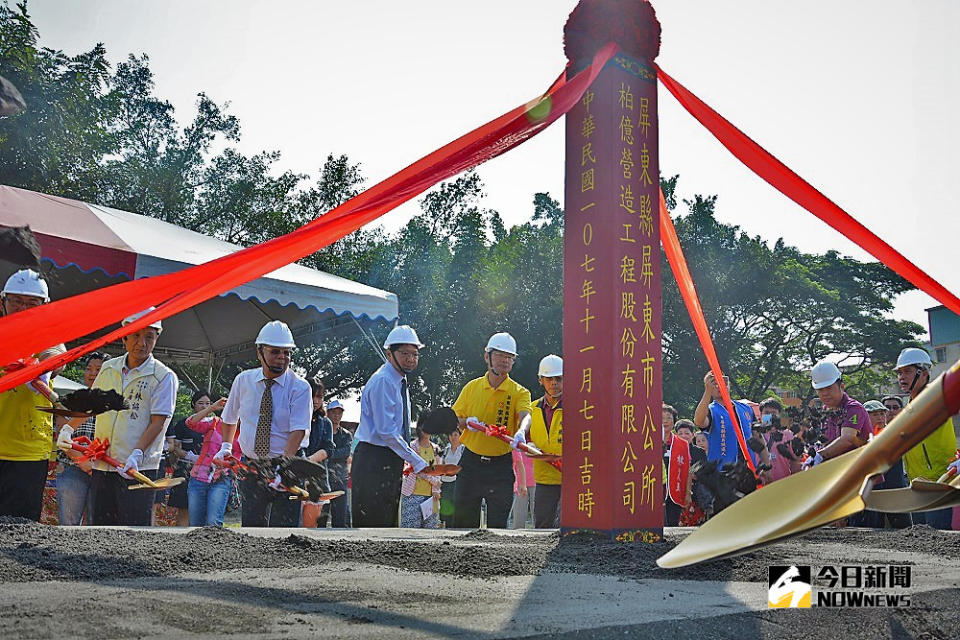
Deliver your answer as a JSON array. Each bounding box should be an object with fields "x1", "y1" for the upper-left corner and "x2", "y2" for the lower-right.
[{"x1": 0, "y1": 518, "x2": 957, "y2": 639}]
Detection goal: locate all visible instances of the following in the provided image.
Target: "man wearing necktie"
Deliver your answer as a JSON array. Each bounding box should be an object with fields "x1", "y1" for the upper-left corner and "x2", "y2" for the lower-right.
[
  {"x1": 217, "y1": 321, "x2": 312, "y2": 526},
  {"x1": 352, "y1": 325, "x2": 429, "y2": 527}
]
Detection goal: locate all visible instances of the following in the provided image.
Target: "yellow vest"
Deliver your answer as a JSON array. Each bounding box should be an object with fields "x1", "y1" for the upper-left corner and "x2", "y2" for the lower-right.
[
  {"x1": 453, "y1": 375, "x2": 532, "y2": 457},
  {"x1": 529, "y1": 396, "x2": 562, "y2": 485},
  {"x1": 0, "y1": 382, "x2": 54, "y2": 461},
  {"x1": 93, "y1": 355, "x2": 177, "y2": 472},
  {"x1": 903, "y1": 417, "x2": 957, "y2": 482}
]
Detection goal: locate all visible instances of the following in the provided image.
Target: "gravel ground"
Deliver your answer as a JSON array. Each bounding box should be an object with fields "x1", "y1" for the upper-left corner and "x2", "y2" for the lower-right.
[
  {"x1": 1, "y1": 518, "x2": 958, "y2": 639},
  {"x1": 2, "y1": 517, "x2": 958, "y2": 584}
]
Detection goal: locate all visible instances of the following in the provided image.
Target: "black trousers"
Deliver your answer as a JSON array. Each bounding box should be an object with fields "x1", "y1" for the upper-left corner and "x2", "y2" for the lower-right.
[
  {"x1": 452, "y1": 449, "x2": 514, "y2": 529},
  {"x1": 89, "y1": 468, "x2": 159, "y2": 526},
  {"x1": 664, "y1": 495, "x2": 681, "y2": 526},
  {"x1": 240, "y1": 472, "x2": 301, "y2": 527},
  {"x1": 0, "y1": 459, "x2": 49, "y2": 522},
  {"x1": 534, "y1": 483, "x2": 562, "y2": 528},
  {"x1": 439, "y1": 480, "x2": 457, "y2": 526},
  {"x1": 351, "y1": 442, "x2": 404, "y2": 528}
]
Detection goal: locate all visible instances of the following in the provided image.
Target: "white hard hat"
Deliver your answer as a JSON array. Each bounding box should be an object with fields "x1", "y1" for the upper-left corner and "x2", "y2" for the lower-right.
[
  {"x1": 538, "y1": 354, "x2": 563, "y2": 377},
  {"x1": 256, "y1": 320, "x2": 296, "y2": 348},
  {"x1": 485, "y1": 332, "x2": 517, "y2": 356},
  {"x1": 895, "y1": 347, "x2": 932, "y2": 371},
  {"x1": 122, "y1": 307, "x2": 162, "y2": 332},
  {"x1": 326, "y1": 399, "x2": 344, "y2": 411},
  {"x1": 2, "y1": 268, "x2": 49, "y2": 302},
  {"x1": 384, "y1": 325, "x2": 424, "y2": 348},
  {"x1": 810, "y1": 360, "x2": 842, "y2": 390}
]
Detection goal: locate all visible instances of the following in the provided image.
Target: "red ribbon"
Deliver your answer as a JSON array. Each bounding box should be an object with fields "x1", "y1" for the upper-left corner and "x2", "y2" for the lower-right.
[
  {"x1": 0, "y1": 45, "x2": 619, "y2": 394},
  {"x1": 656, "y1": 64, "x2": 960, "y2": 318},
  {"x1": 70, "y1": 436, "x2": 121, "y2": 468},
  {"x1": 659, "y1": 190, "x2": 756, "y2": 474}
]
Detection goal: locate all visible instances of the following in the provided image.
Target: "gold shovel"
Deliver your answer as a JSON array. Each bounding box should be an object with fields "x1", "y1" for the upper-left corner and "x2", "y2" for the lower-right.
[
  {"x1": 657, "y1": 360, "x2": 960, "y2": 568},
  {"x1": 126, "y1": 472, "x2": 184, "y2": 491},
  {"x1": 864, "y1": 471, "x2": 960, "y2": 513}
]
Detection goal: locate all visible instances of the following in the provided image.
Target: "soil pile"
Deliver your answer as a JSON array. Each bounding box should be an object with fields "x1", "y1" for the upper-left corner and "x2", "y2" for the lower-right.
[{"x1": 1, "y1": 518, "x2": 957, "y2": 585}]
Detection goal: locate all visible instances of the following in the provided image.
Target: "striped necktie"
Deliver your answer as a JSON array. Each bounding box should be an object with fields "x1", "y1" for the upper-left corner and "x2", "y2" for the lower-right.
[{"x1": 254, "y1": 378, "x2": 276, "y2": 458}]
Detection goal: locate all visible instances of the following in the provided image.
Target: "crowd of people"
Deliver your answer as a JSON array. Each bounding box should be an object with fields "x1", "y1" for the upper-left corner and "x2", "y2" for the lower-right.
[
  {"x1": 663, "y1": 351, "x2": 960, "y2": 530},
  {"x1": 1, "y1": 267, "x2": 958, "y2": 532}
]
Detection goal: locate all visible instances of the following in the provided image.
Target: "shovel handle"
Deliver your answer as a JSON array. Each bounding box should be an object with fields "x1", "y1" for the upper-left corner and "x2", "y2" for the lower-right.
[
  {"x1": 465, "y1": 419, "x2": 562, "y2": 472},
  {"x1": 69, "y1": 438, "x2": 158, "y2": 487},
  {"x1": 125, "y1": 469, "x2": 159, "y2": 488}
]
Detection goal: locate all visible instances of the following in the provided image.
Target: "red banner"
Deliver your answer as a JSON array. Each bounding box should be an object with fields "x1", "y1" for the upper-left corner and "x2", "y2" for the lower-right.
[
  {"x1": 561, "y1": 52, "x2": 663, "y2": 538},
  {"x1": 656, "y1": 65, "x2": 960, "y2": 318},
  {"x1": 667, "y1": 433, "x2": 690, "y2": 507},
  {"x1": 0, "y1": 45, "x2": 619, "y2": 393}
]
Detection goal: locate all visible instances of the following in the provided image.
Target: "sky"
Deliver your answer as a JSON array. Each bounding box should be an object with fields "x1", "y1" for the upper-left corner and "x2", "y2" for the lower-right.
[{"x1": 25, "y1": 1, "x2": 960, "y2": 411}]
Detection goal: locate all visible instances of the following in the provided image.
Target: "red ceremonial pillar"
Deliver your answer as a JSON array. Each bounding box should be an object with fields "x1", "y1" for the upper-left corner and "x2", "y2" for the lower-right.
[{"x1": 560, "y1": 0, "x2": 663, "y2": 541}]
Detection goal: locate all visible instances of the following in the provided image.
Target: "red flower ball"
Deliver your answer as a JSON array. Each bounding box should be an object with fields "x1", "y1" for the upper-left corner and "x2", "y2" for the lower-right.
[{"x1": 564, "y1": 0, "x2": 661, "y2": 63}]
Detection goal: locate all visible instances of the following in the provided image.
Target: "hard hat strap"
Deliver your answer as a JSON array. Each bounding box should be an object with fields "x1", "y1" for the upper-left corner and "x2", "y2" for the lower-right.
[
  {"x1": 908, "y1": 368, "x2": 927, "y2": 395},
  {"x1": 485, "y1": 352, "x2": 501, "y2": 377},
  {"x1": 389, "y1": 347, "x2": 414, "y2": 375}
]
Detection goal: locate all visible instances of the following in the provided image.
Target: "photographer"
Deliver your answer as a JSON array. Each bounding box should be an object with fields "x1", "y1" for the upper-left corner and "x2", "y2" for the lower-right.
[
  {"x1": 758, "y1": 398, "x2": 783, "y2": 429},
  {"x1": 693, "y1": 372, "x2": 755, "y2": 467},
  {"x1": 758, "y1": 399, "x2": 802, "y2": 482},
  {"x1": 745, "y1": 419, "x2": 772, "y2": 485}
]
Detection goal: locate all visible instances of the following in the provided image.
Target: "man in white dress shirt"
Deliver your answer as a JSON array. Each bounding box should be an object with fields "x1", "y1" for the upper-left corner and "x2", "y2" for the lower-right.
[
  {"x1": 351, "y1": 325, "x2": 429, "y2": 527},
  {"x1": 216, "y1": 320, "x2": 312, "y2": 526}
]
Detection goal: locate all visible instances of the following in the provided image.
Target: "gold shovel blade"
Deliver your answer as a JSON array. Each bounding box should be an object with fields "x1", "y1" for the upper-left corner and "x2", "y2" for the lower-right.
[
  {"x1": 128, "y1": 477, "x2": 185, "y2": 491},
  {"x1": 865, "y1": 473, "x2": 960, "y2": 513},
  {"x1": 657, "y1": 447, "x2": 872, "y2": 568},
  {"x1": 863, "y1": 484, "x2": 952, "y2": 513}
]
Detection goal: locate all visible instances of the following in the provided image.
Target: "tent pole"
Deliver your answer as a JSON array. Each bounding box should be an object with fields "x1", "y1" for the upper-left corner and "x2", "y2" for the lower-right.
[{"x1": 177, "y1": 365, "x2": 200, "y2": 393}]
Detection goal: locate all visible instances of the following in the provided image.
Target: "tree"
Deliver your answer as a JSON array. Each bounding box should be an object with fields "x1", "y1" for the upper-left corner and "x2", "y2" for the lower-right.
[
  {"x1": 0, "y1": 2, "x2": 116, "y2": 200},
  {"x1": 659, "y1": 177, "x2": 923, "y2": 415}
]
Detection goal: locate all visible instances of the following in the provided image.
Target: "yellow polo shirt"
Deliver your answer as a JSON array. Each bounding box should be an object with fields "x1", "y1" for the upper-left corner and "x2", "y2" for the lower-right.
[
  {"x1": 453, "y1": 375, "x2": 532, "y2": 457},
  {"x1": 0, "y1": 383, "x2": 54, "y2": 461}
]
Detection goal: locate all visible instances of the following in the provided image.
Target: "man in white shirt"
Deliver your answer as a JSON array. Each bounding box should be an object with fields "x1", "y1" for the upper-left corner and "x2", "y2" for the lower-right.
[
  {"x1": 83, "y1": 307, "x2": 178, "y2": 525},
  {"x1": 352, "y1": 325, "x2": 429, "y2": 527},
  {"x1": 216, "y1": 320, "x2": 311, "y2": 527}
]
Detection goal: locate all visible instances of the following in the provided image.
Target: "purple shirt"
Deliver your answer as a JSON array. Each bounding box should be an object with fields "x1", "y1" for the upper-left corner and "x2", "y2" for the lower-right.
[{"x1": 824, "y1": 393, "x2": 872, "y2": 444}]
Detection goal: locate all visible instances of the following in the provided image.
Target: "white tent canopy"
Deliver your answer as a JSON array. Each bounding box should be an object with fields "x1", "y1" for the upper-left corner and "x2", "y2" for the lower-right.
[{"x1": 0, "y1": 185, "x2": 398, "y2": 365}]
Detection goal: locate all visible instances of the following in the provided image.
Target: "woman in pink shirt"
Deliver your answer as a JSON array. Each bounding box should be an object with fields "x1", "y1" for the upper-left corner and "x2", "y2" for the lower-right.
[
  {"x1": 185, "y1": 394, "x2": 235, "y2": 526},
  {"x1": 510, "y1": 449, "x2": 536, "y2": 529}
]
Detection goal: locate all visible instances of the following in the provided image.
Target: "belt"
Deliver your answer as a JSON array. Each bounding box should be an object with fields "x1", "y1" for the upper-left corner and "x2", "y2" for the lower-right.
[{"x1": 463, "y1": 448, "x2": 510, "y2": 464}]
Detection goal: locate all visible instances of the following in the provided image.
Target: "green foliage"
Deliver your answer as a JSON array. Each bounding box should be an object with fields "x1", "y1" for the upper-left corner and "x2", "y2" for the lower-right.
[{"x1": 659, "y1": 178, "x2": 922, "y2": 415}]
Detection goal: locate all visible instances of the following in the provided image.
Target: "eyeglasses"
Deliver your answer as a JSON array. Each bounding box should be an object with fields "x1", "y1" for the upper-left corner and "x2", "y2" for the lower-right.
[{"x1": 3, "y1": 294, "x2": 44, "y2": 309}]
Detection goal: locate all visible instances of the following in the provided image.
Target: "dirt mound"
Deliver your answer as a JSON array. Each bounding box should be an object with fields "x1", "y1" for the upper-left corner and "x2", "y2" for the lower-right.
[{"x1": 1, "y1": 523, "x2": 957, "y2": 585}]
